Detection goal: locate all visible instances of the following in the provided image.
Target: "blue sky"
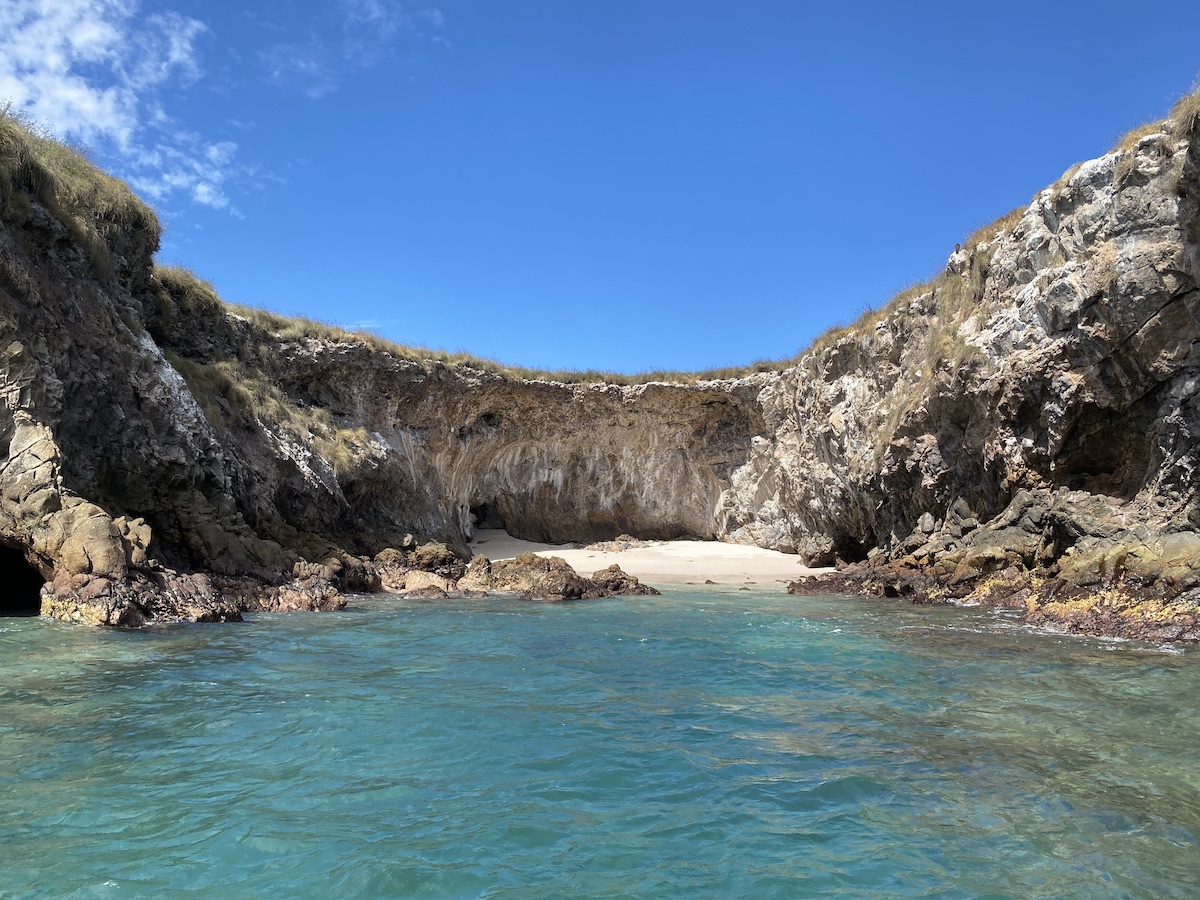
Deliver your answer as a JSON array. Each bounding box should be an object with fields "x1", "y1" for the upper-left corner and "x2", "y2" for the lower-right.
[{"x1": 2, "y1": 1, "x2": 1197, "y2": 373}]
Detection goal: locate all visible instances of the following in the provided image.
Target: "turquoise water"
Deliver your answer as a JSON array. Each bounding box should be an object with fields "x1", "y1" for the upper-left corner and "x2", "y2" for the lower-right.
[{"x1": 1, "y1": 588, "x2": 1198, "y2": 898}]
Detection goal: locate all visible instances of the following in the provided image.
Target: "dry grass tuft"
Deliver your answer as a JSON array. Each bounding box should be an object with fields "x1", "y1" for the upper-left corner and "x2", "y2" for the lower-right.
[
  {"x1": 1046, "y1": 162, "x2": 1085, "y2": 203},
  {"x1": 0, "y1": 104, "x2": 159, "y2": 279},
  {"x1": 962, "y1": 206, "x2": 1025, "y2": 252},
  {"x1": 152, "y1": 263, "x2": 796, "y2": 385},
  {"x1": 1110, "y1": 120, "x2": 1168, "y2": 157},
  {"x1": 1168, "y1": 85, "x2": 1200, "y2": 139},
  {"x1": 1111, "y1": 122, "x2": 1174, "y2": 184}
]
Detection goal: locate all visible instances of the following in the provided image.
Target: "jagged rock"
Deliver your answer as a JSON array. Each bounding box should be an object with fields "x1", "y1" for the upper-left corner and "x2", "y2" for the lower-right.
[
  {"x1": 337, "y1": 556, "x2": 382, "y2": 593},
  {"x1": 254, "y1": 576, "x2": 346, "y2": 613},
  {"x1": 461, "y1": 552, "x2": 571, "y2": 594},
  {"x1": 457, "y1": 555, "x2": 493, "y2": 591},
  {"x1": 374, "y1": 547, "x2": 407, "y2": 568},
  {"x1": 522, "y1": 566, "x2": 606, "y2": 602},
  {"x1": 373, "y1": 547, "x2": 409, "y2": 591},
  {"x1": 114, "y1": 515, "x2": 154, "y2": 568},
  {"x1": 584, "y1": 534, "x2": 652, "y2": 552},
  {"x1": 455, "y1": 552, "x2": 653, "y2": 601},
  {"x1": 4, "y1": 96, "x2": 1200, "y2": 637},
  {"x1": 406, "y1": 541, "x2": 467, "y2": 581},
  {"x1": 405, "y1": 586, "x2": 448, "y2": 600},
  {"x1": 41, "y1": 570, "x2": 243, "y2": 625},
  {"x1": 589, "y1": 564, "x2": 660, "y2": 596}
]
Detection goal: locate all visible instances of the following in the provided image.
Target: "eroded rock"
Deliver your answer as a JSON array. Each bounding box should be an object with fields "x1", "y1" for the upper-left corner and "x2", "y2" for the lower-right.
[{"x1": 4, "y1": 96, "x2": 1200, "y2": 637}]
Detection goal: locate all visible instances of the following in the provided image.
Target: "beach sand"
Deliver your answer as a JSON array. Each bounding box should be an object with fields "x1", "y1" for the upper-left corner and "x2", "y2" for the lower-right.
[{"x1": 468, "y1": 529, "x2": 832, "y2": 588}]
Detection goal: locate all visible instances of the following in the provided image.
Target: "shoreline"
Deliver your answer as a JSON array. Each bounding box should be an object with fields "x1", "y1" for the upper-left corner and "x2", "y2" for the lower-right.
[{"x1": 468, "y1": 529, "x2": 833, "y2": 588}]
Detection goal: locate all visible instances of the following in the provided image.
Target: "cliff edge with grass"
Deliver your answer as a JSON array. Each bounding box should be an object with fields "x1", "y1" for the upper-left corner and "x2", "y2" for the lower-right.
[{"x1": 1, "y1": 91, "x2": 1199, "y2": 637}]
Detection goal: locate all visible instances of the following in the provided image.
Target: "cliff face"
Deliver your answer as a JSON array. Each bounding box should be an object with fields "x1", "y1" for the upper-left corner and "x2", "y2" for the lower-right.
[
  {"x1": 146, "y1": 295, "x2": 768, "y2": 555},
  {"x1": 1, "y1": 95, "x2": 1198, "y2": 632},
  {"x1": 724, "y1": 111, "x2": 1200, "y2": 564}
]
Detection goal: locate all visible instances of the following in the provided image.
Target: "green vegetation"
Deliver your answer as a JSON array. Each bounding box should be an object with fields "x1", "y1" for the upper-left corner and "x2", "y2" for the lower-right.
[{"x1": 0, "y1": 103, "x2": 159, "y2": 279}]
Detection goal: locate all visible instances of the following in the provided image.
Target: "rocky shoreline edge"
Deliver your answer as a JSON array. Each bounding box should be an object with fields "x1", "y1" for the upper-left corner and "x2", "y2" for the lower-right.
[
  {"x1": 787, "y1": 488, "x2": 1200, "y2": 643},
  {"x1": 40, "y1": 494, "x2": 1200, "y2": 645},
  {"x1": 38, "y1": 540, "x2": 658, "y2": 627},
  {"x1": 4, "y1": 94, "x2": 1200, "y2": 647}
]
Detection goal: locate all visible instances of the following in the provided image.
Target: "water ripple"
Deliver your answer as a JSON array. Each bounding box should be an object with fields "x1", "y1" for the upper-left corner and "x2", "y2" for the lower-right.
[{"x1": 1, "y1": 588, "x2": 1197, "y2": 897}]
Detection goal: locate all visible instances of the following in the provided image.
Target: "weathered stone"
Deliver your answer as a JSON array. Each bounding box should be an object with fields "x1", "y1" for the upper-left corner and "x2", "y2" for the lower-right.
[
  {"x1": 406, "y1": 542, "x2": 468, "y2": 581},
  {"x1": 590, "y1": 564, "x2": 661, "y2": 596},
  {"x1": 3, "y1": 94, "x2": 1200, "y2": 640},
  {"x1": 405, "y1": 586, "x2": 448, "y2": 599},
  {"x1": 457, "y1": 555, "x2": 493, "y2": 591},
  {"x1": 403, "y1": 570, "x2": 456, "y2": 593},
  {"x1": 114, "y1": 516, "x2": 154, "y2": 568},
  {"x1": 257, "y1": 577, "x2": 345, "y2": 613}
]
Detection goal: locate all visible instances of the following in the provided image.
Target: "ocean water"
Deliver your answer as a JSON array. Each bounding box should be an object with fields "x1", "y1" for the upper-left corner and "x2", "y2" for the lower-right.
[{"x1": 1, "y1": 588, "x2": 1198, "y2": 898}]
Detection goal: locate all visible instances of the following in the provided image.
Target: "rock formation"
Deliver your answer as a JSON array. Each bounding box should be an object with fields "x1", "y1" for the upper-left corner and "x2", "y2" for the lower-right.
[
  {"x1": 772, "y1": 94, "x2": 1200, "y2": 639},
  {"x1": 1, "y1": 91, "x2": 1198, "y2": 637}
]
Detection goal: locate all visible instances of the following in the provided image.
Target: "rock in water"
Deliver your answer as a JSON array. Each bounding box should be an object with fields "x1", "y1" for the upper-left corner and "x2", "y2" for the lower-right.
[{"x1": 3, "y1": 94, "x2": 1200, "y2": 635}]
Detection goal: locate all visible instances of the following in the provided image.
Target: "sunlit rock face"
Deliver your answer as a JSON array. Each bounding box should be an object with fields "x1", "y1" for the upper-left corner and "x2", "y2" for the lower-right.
[
  {"x1": 1, "y1": 102, "x2": 1198, "y2": 626},
  {"x1": 721, "y1": 118, "x2": 1200, "y2": 569},
  {"x1": 244, "y1": 344, "x2": 769, "y2": 547}
]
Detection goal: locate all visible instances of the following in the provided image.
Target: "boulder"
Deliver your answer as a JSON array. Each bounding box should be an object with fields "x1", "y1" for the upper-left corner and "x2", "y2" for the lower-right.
[{"x1": 590, "y1": 564, "x2": 660, "y2": 596}]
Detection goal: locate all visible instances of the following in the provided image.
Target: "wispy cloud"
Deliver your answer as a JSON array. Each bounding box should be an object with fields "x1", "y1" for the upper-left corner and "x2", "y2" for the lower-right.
[
  {"x1": 341, "y1": 0, "x2": 407, "y2": 38},
  {"x1": 261, "y1": 43, "x2": 339, "y2": 100},
  {"x1": 129, "y1": 137, "x2": 244, "y2": 211},
  {"x1": 263, "y1": 1, "x2": 446, "y2": 97},
  {"x1": 0, "y1": 1, "x2": 447, "y2": 211},
  {"x1": 0, "y1": 0, "x2": 242, "y2": 211}
]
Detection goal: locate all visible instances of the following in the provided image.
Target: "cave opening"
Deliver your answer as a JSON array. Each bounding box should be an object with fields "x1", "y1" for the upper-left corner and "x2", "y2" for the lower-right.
[
  {"x1": 470, "y1": 500, "x2": 506, "y2": 532},
  {"x1": 0, "y1": 545, "x2": 45, "y2": 616}
]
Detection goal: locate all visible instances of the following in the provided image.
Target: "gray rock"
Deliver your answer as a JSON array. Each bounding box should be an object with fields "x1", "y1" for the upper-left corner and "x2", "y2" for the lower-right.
[{"x1": 4, "y1": 96, "x2": 1200, "y2": 632}]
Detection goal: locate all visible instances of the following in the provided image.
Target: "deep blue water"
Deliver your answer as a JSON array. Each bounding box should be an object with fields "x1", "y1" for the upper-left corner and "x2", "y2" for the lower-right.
[{"x1": 1, "y1": 588, "x2": 1198, "y2": 898}]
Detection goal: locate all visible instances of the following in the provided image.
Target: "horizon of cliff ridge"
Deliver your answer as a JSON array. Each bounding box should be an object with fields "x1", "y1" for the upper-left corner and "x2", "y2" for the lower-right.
[{"x1": 2, "y1": 88, "x2": 1199, "y2": 386}]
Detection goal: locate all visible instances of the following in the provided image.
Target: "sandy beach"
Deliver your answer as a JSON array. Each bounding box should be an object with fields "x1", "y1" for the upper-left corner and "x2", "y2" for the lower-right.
[{"x1": 468, "y1": 529, "x2": 832, "y2": 588}]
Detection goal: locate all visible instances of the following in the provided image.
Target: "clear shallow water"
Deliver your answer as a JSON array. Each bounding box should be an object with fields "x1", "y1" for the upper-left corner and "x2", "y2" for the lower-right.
[{"x1": 1, "y1": 589, "x2": 1198, "y2": 898}]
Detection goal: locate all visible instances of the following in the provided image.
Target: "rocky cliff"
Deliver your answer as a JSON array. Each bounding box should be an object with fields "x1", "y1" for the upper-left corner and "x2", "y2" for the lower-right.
[{"x1": 1, "y1": 92, "x2": 1198, "y2": 636}]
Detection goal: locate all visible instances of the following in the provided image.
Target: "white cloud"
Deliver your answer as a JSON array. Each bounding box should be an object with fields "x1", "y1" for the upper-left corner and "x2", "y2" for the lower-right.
[
  {"x1": 264, "y1": 2, "x2": 446, "y2": 97},
  {"x1": 0, "y1": 0, "x2": 242, "y2": 211},
  {"x1": 129, "y1": 138, "x2": 245, "y2": 212},
  {"x1": 261, "y1": 44, "x2": 338, "y2": 100},
  {"x1": 341, "y1": 0, "x2": 405, "y2": 37}
]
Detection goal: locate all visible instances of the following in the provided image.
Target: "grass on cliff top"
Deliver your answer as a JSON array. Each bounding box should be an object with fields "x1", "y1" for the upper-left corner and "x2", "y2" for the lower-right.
[
  {"x1": 804, "y1": 84, "x2": 1200, "y2": 366},
  {"x1": 68, "y1": 84, "x2": 1200, "y2": 385},
  {"x1": 0, "y1": 104, "x2": 160, "y2": 280},
  {"x1": 154, "y1": 264, "x2": 789, "y2": 385}
]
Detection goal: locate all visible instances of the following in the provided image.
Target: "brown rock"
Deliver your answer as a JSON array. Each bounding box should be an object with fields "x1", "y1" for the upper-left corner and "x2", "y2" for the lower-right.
[
  {"x1": 403, "y1": 570, "x2": 456, "y2": 593},
  {"x1": 589, "y1": 564, "x2": 660, "y2": 596},
  {"x1": 457, "y1": 555, "x2": 493, "y2": 591}
]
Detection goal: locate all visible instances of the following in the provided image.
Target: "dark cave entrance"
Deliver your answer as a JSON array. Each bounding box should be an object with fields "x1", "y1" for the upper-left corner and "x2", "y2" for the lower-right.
[
  {"x1": 0, "y1": 545, "x2": 45, "y2": 616},
  {"x1": 832, "y1": 534, "x2": 870, "y2": 565},
  {"x1": 470, "y1": 500, "x2": 506, "y2": 532}
]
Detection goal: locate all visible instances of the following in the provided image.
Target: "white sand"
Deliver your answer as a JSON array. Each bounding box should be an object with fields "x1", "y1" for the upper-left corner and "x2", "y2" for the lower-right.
[{"x1": 468, "y1": 529, "x2": 832, "y2": 587}]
